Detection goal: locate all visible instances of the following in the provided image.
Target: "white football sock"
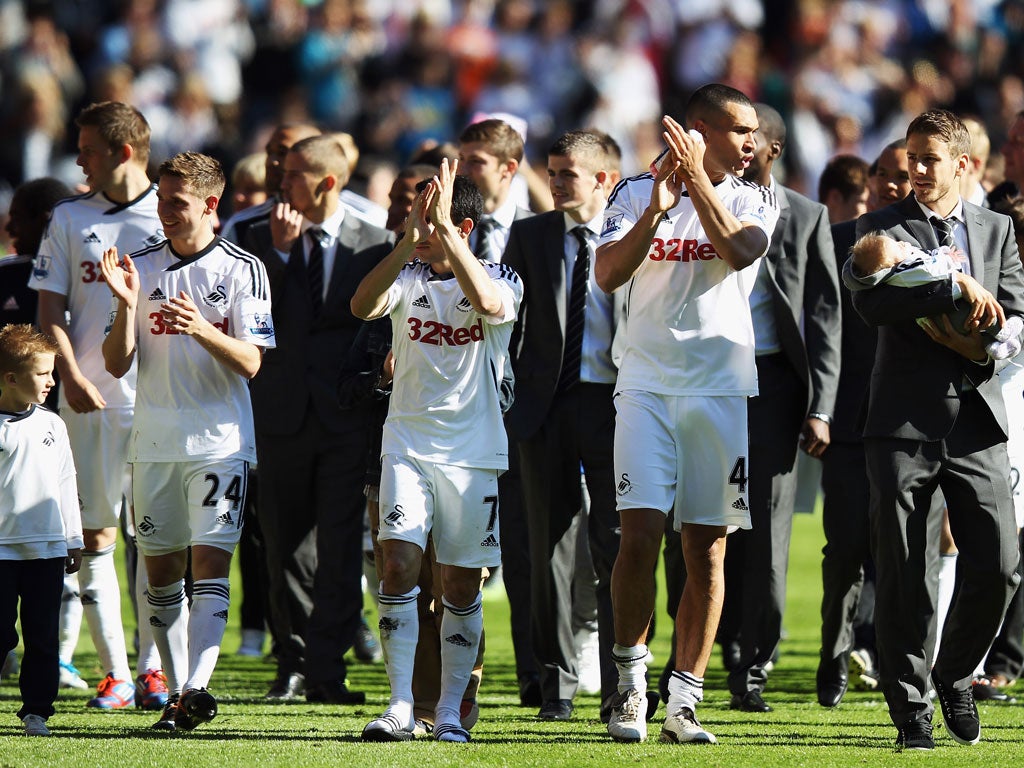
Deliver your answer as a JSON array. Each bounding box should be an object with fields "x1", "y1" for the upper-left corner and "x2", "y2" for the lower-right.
[
  {"x1": 134, "y1": 556, "x2": 161, "y2": 675},
  {"x1": 58, "y1": 572, "x2": 83, "y2": 664},
  {"x1": 377, "y1": 585, "x2": 419, "y2": 728},
  {"x1": 667, "y1": 669, "x2": 705, "y2": 712},
  {"x1": 436, "y1": 592, "x2": 483, "y2": 729},
  {"x1": 612, "y1": 643, "x2": 649, "y2": 694},
  {"x1": 147, "y1": 580, "x2": 189, "y2": 695},
  {"x1": 80, "y1": 546, "x2": 131, "y2": 680},
  {"x1": 933, "y1": 552, "x2": 958, "y2": 666},
  {"x1": 184, "y1": 579, "x2": 230, "y2": 691}
]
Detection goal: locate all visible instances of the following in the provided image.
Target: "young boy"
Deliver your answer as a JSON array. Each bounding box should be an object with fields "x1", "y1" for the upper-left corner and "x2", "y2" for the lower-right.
[
  {"x1": 99, "y1": 152, "x2": 275, "y2": 732},
  {"x1": 845, "y1": 232, "x2": 1023, "y2": 359},
  {"x1": 351, "y1": 159, "x2": 522, "y2": 742},
  {"x1": 0, "y1": 325, "x2": 83, "y2": 736}
]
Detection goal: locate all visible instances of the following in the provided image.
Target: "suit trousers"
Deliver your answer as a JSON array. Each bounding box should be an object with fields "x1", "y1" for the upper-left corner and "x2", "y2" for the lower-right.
[
  {"x1": 866, "y1": 392, "x2": 1021, "y2": 725},
  {"x1": 819, "y1": 441, "x2": 874, "y2": 663},
  {"x1": 519, "y1": 383, "x2": 620, "y2": 702},
  {"x1": 256, "y1": 409, "x2": 369, "y2": 685},
  {"x1": 497, "y1": 451, "x2": 536, "y2": 686},
  {"x1": 986, "y1": 528, "x2": 1024, "y2": 680},
  {"x1": 724, "y1": 353, "x2": 805, "y2": 695}
]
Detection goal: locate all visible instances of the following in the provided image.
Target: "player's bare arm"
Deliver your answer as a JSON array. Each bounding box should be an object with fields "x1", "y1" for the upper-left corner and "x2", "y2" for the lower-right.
[
  {"x1": 37, "y1": 290, "x2": 107, "y2": 413},
  {"x1": 595, "y1": 151, "x2": 683, "y2": 293},
  {"x1": 663, "y1": 115, "x2": 768, "y2": 271},
  {"x1": 161, "y1": 291, "x2": 263, "y2": 379},
  {"x1": 434, "y1": 159, "x2": 505, "y2": 317},
  {"x1": 270, "y1": 201, "x2": 304, "y2": 253},
  {"x1": 350, "y1": 189, "x2": 425, "y2": 320},
  {"x1": 99, "y1": 247, "x2": 139, "y2": 379}
]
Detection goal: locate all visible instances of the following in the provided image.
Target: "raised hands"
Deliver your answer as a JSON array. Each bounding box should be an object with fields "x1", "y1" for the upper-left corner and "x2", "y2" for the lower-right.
[
  {"x1": 271, "y1": 201, "x2": 304, "y2": 253},
  {"x1": 427, "y1": 158, "x2": 459, "y2": 231},
  {"x1": 99, "y1": 247, "x2": 140, "y2": 307}
]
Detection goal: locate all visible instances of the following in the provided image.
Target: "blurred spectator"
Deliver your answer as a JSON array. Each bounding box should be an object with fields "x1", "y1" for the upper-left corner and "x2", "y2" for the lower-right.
[{"x1": 229, "y1": 151, "x2": 268, "y2": 215}]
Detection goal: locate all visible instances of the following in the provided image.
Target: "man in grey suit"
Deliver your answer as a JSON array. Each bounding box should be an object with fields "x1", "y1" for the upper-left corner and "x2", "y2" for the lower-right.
[
  {"x1": 502, "y1": 130, "x2": 624, "y2": 721},
  {"x1": 853, "y1": 109, "x2": 1024, "y2": 750},
  {"x1": 716, "y1": 103, "x2": 841, "y2": 712},
  {"x1": 243, "y1": 135, "x2": 394, "y2": 703}
]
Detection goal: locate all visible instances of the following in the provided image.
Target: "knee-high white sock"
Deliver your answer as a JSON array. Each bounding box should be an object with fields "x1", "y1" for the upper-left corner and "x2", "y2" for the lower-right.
[
  {"x1": 933, "y1": 552, "x2": 958, "y2": 666},
  {"x1": 612, "y1": 643, "x2": 649, "y2": 694},
  {"x1": 436, "y1": 592, "x2": 483, "y2": 728},
  {"x1": 80, "y1": 546, "x2": 131, "y2": 680},
  {"x1": 184, "y1": 579, "x2": 231, "y2": 691},
  {"x1": 58, "y1": 572, "x2": 83, "y2": 664},
  {"x1": 134, "y1": 556, "x2": 161, "y2": 675},
  {"x1": 377, "y1": 585, "x2": 420, "y2": 728},
  {"x1": 147, "y1": 580, "x2": 189, "y2": 695},
  {"x1": 667, "y1": 670, "x2": 705, "y2": 713}
]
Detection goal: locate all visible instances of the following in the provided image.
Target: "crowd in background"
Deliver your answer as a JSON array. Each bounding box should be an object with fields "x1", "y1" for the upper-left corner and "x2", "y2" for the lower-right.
[{"x1": 4, "y1": 0, "x2": 1024, "y2": 232}]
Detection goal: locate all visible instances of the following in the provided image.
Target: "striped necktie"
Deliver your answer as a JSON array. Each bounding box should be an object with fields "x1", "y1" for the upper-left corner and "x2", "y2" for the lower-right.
[
  {"x1": 307, "y1": 227, "x2": 324, "y2": 315},
  {"x1": 474, "y1": 217, "x2": 497, "y2": 262},
  {"x1": 932, "y1": 217, "x2": 955, "y2": 249},
  {"x1": 556, "y1": 226, "x2": 590, "y2": 393}
]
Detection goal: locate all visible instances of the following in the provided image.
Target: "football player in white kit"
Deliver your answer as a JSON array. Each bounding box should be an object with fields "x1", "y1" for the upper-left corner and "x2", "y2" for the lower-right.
[
  {"x1": 100, "y1": 152, "x2": 275, "y2": 732},
  {"x1": 351, "y1": 159, "x2": 522, "y2": 743},
  {"x1": 595, "y1": 84, "x2": 779, "y2": 745},
  {"x1": 28, "y1": 101, "x2": 167, "y2": 710}
]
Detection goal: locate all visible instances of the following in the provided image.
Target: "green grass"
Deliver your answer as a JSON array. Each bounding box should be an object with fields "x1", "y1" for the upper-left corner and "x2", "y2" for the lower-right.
[{"x1": 2, "y1": 510, "x2": 1023, "y2": 766}]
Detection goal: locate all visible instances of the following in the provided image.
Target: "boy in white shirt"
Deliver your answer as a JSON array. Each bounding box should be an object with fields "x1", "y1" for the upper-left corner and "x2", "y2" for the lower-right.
[{"x1": 0, "y1": 324, "x2": 83, "y2": 736}]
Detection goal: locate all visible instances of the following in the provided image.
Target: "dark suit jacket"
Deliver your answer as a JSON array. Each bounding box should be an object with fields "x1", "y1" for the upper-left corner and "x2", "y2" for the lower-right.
[
  {"x1": 830, "y1": 219, "x2": 877, "y2": 443},
  {"x1": 244, "y1": 213, "x2": 394, "y2": 436},
  {"x1": 502, "y1": 210, "x2": 625, "y2": 442},
  {"x1": 762, "y1": 185, "x2": 841, "y2": 419},
  {"x1": 853, "y1": 194, "x2": 1024, "y2": 441}
]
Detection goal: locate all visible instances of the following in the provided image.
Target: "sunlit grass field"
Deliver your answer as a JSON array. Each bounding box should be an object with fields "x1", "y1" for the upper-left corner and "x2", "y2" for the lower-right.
[{"x1": 2, "y1": 509, "x2": 1022, "y2": 766}]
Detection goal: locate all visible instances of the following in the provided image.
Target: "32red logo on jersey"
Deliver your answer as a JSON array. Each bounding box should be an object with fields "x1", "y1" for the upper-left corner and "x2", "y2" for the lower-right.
[
  {"x1": 407, "y1": 317, "x2": 483, "y2": 346},
  {"x1": 648, "y1": 238, "x2": 720, "y2": 262}
]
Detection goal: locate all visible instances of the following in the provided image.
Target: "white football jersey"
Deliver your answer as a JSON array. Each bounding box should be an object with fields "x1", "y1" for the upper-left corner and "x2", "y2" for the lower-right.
[
  {"x1": 28, "y1": 187, "x2": 164, "y2": 408},
  {"x1": 599, "y1": 173, "x2": 779, "y2": 396},
  {"x1": 0, "y1": 405, "x2": 82, "y2": 557},
  {"x1": 381, "y1": 260, "x2": 523, "y2": 470},
  {"x1": 127, "y1": 237, "x2": 276, "y2": 462}
]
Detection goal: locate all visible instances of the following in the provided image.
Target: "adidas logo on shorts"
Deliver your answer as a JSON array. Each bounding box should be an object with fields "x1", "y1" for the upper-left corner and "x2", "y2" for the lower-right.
[
  {"x1": 149, "y1": 287, "x2": 167, "y2": 301},
  {"x1": 731, "y1": 497, "x2": 748, "y2": 511},
  {"x1": 480, "y1": 533, "x2": 499, "y2": 548},
  {"x1": 379, "y1": 617, "x2": 399, "y2": 634},
  {"x1": 216, "y1": 511, "x2": 234, "y2": 526},
  {"x1": 445, "y1": 633, "x2": 472, "y2": 647},
  {"x1": 149, "y1": 616, "x2": 168, "y2": 628},
  {"x1": 214, "y1": 610, "x2": 229, "y2": 620},
  {"x1": 412, "y1": 294, "x2": 431, "y2": 308}
]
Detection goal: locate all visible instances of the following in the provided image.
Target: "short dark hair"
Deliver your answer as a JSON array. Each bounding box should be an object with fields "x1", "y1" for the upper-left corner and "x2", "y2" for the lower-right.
[
  {"x1": 819, "y1": 154, "x2": 870, "y2": 202},
  {"x1": 685, "y1": 83, "x2": 754, "y2": 127},
  {"x1": 76, "y1": 101, "x2": 151, "y2": 166},
  {"x1": 548, "y1": 130, "x2": 610, "y2": 173},
  {"x1": 158, "y1": 152, "x2": 225, "y2": 200},
  {"x1": 458, "y1": 119, "x2": 524, "y2": 164},
  {"x1": 906, "y1": 109, "x2": 971, "y2": 159},
  {"x1": 753, "y1": 103, "x2": 787, "y2": 149},
  {"x1": 415, "y1": 175, "x2": 484, "y2": 226},
  {"x1": 588, "y1": 129, "x2": 623, "y2": 174}
]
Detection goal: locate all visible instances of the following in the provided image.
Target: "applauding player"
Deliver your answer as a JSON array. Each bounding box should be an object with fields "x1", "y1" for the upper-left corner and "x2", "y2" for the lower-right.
[{"x1": 351, "y1": 160, "x2": 522, "y2": 742}]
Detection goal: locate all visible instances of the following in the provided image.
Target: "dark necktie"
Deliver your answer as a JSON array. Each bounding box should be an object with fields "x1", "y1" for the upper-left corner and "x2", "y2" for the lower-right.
[
  {"x1": 307, "y1": 227, "x2": 324, "y2": 315},
  {"x1": 932, "y1": 217, "x2": 955, "y2": 249},
  {"x1": 556, "y1": 226, "x2": 590, "y2": 394},
  {"x1": 474, "y1": 217, "x2": 497, "y2": 262}
]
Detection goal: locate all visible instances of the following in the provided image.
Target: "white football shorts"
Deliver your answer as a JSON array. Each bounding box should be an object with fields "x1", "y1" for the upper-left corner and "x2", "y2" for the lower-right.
[
  {"x1": 132, "y1": 458, "x2": 249, "y2": 555},
  {"x1": 378, "y1": 454, "x2": 502, "y2": 568},
  {"x1": 62, "y1": 406, "x2": 132, "y2": 531},
  {"x1": 613, "y1": 389, "x2": 752, "y2": 531}
]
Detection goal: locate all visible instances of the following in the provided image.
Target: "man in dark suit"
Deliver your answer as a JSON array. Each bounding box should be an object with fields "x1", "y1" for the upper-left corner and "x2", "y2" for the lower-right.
[
  {"x1": 502, "y1": 130, "x2": 624, "y2": 721},
  {"x1": 710, "y1": 103, "x2": 841, "y2": 713},
  {"x1": 244, "y1": 135, "x2": 394, "y2": 703},
  {"x1": 853, "y1": 109, "x2": 1024, "y2": 750},
  {"x1": 815, "y1": 145, "x2": 909, "y2": 707}
]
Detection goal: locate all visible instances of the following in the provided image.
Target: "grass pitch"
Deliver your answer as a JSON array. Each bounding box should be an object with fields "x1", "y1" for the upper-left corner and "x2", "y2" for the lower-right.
[{"x1": 1, "y1": 511, "x2": 1022, "y2": 766}]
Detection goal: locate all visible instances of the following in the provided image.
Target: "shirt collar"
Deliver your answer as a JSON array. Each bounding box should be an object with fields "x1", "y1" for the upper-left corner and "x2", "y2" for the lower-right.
[
  {"x1": 916, "y1": 196, "x2": 965, "y2": 224},
  {"x1": 303, "y1": 206, "x2": 346, "y2": 242}
]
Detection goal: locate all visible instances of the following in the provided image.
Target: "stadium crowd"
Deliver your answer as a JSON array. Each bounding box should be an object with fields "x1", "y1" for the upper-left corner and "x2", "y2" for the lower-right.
[{"x1": 3, "y1": 0, "x2": 1024, "y2": 751}]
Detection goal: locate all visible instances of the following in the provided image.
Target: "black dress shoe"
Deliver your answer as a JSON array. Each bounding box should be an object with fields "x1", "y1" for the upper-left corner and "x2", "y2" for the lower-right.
[
  {"x1": 730, "y1": 690, "x2": 772, "y2": 712},
  {"x1": 538, "y1": 699, "x2": 574, "y2": 721},
  {"x1": 306, "y1": 679, "x2": 366, "y2": 705},
  {"x1": 518, "y1": 675, "x2": 542, "y2": 707},
  {"x1": 972, "y1": 675, "x2": 1015, "y2": 702},
  {"x1": 816, "y1": 656, "x2": 848, "y2": 708},
  {"x1": 266, "y1": 671, "x2": 305, "y2": 700}
]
